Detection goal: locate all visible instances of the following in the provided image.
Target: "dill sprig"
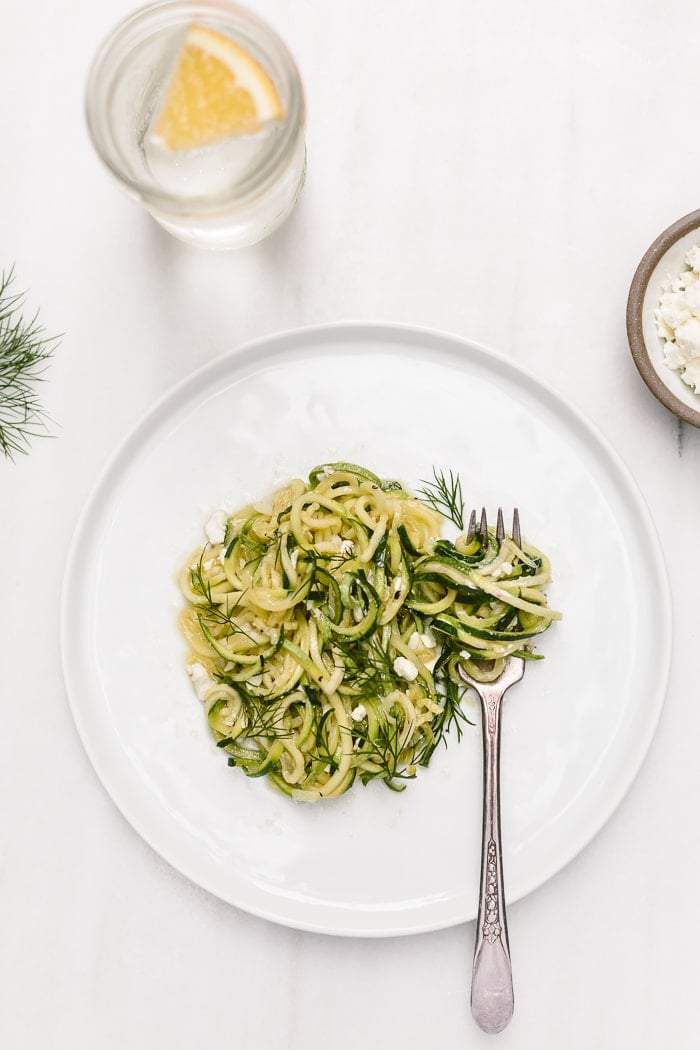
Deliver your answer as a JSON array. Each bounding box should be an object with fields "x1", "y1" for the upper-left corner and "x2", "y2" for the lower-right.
[
  {"x1": 332, "y1": 635, "x2": 403, "y2": 701},
  {"x1": 0, "y1": 267, "x2": 59, "y2": 460},
  {"x1": 217, "y1": 690, "x2": 294, "y2": 742},
  {"x1": 417, "y1": 467, "x2": 465, "y2": 529},
  {"x1": 355, "y1": 716, "x2": 416, "y2": 791}
]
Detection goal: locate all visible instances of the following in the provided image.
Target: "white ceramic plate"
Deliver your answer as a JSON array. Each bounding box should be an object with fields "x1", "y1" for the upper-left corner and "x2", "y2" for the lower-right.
[{"x1": 61, "y1": 323, "x2": 671, "y2": 936}]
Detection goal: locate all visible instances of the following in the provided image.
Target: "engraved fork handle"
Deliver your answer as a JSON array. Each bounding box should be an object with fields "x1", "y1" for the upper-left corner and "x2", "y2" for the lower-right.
[{"x1": 471, "y1": 683, "x2": 514, "y2": 1034}]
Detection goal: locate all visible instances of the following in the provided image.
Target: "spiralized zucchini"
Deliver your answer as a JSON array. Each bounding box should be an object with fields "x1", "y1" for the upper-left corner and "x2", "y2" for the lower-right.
[{"x1": 179, "y1": 462, "x2": 560, "y2": 801}]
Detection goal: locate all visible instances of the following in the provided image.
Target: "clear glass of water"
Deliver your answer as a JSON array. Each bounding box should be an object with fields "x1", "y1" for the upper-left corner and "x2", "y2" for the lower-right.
[{"x1": 86, "y1": 0, "x2": 306, "y2": 249}]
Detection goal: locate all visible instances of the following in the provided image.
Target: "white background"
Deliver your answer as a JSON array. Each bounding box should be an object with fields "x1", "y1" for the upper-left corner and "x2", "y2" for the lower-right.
[{"x1": 1, "y1": 1, "x2": 699, "y2": 1047}]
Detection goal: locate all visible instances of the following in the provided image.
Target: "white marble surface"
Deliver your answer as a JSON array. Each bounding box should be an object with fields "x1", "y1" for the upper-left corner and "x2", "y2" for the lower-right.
[{"x1": 1, "y1": 1, "x2": 699, "y2": 1046}]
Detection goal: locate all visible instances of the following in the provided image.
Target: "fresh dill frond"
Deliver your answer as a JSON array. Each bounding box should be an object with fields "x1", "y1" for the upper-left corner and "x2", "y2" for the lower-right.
[
  {"x1": 417, "y1": 467, "x2": 465, "y2": 529},
  {"x1": 190, "y1": 552, "x2": 218, "y2": 610},
  {"x1": 353, "y1": 711, "x2": 420, "y2": 790},
  {"x1": 432, "y1": 671, "x2": 474, "y2": 744},
  {"x1": 0, "y1": 267, "x2": 59, "y2": 460},
  {"x1": 239, "y1": 694, "x2": 294, "y2": 739},
  {"x1": 214, "y1": 683, "x2": 296, "y2": 743},
  {"x1": 332, "y1": 636, "x2": 403, "y2": 701}
]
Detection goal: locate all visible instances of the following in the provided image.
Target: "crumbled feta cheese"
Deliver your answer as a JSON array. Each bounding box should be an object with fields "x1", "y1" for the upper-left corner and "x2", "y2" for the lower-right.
[
  {"x1": 393, "y1": 656, "x2": 419, "y2": 681},
  {"x1": 491, "y1": 561, "x2": 513, "y2": 579},
  {"x1": 686, "y1": 244, "x2": 700, "y2": 269},
  {"x1": 675, "y1": 317, "x2": 700, "y2": 354},
  {"x1": 203, "y1": 559, "x2": 214, "y2": 571},
  {"x1": 655, "y1": 244, "x2": 700, "y2": 394},
  {"x1": 683, "y1": 359, "x2": 700, "y2": 390},
  {"x1": 204, "y1": 509, "x2": 228, "y2": 545},
  {"x1": 351, "y1": 704, "x2": 367, "y2": 721},
  {"x1": 340, "y1": 540, "x2": 355, "y2": 556},
  {"x1": 391, "y1": 576, "x2": 404, "y2": 600},
  {"x1": 409, "y1": 630, "x2": 437, "y2": 651},
  {"x1": 664, "y1": 341, "x2": 688, "y2": 370},
  {"x1": 187, "y1": 662, "x2": 213, "y2": 701}
]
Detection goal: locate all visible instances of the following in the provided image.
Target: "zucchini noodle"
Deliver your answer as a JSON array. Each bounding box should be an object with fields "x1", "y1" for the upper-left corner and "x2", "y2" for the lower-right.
[{"x1": 179, "y1": 462, "x2": 560, "y2": 801}]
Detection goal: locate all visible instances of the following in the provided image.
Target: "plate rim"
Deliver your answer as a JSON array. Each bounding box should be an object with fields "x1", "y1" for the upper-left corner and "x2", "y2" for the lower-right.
[{"x1": 60, "y1": 320, "x2": 672, "y2": 936}]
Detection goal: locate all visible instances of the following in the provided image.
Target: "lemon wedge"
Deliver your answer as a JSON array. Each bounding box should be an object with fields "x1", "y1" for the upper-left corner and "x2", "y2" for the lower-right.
[{"x1": 153, "y1": 24, "x2": 283, "y2": 151}]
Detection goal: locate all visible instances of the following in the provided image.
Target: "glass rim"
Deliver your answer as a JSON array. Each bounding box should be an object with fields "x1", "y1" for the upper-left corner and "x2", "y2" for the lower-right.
[{"x1": 85, "y1": 0, "x2": 305, "y2": 215}]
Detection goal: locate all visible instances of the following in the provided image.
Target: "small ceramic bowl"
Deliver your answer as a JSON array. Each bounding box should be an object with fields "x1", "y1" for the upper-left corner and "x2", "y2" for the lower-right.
[{"x1": 626, "y1": 208, "x2": 700, "y2": 428}]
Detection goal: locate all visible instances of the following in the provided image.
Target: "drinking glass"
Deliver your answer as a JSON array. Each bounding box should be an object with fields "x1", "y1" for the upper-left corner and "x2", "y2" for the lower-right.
[{"x1": 86, "y1": 0, "x2": 306, "y2": 249}]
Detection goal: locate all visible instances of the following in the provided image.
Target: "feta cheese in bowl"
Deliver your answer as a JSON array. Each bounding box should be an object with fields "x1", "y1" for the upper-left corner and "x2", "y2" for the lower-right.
[
  {"x1": 627, "y1": 208, "x2": 700, "y2": 428},
  {"x1": 655, "y1": 243, "x2": 700, "y2": 394}
]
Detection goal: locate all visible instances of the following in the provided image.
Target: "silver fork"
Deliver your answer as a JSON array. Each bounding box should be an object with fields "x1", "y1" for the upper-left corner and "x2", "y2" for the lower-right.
[{"x1": 459, "y1": 507, "x2": 524, "y2": 1035}]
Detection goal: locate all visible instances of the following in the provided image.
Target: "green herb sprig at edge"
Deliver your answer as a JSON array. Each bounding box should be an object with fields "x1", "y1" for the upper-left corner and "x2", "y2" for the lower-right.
[
  {"x1": 180, "y1": 462, "x2": 561, "y2": 802},
  {"x1": 417, "y1": 466, "x2": 465, "y2": 529},
  {"x1": 0, "y1": 267, "x2": 59, "y2": 460}
]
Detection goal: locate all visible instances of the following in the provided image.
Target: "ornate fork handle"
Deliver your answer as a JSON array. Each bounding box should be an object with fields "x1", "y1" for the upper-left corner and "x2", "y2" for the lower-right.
[{"x1": 461, "y1": 657, "x2": 524, "y2": 1034}]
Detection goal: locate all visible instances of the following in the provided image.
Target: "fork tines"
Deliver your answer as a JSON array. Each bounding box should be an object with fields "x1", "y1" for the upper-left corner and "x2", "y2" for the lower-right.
[
  {"x1": 512, "y1": 508, "x2": 521, "y2": 547},
  {"x1": 467, "y1": 507, "x2": 521, "y2": 546}
]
